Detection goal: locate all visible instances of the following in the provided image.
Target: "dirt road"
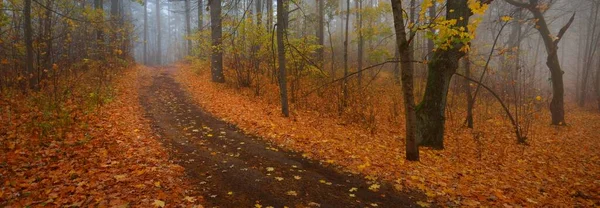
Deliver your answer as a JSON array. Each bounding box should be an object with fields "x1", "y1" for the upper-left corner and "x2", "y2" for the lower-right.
[{"x1": 139, "y1": 67, "x2": 422, "y2": 207}]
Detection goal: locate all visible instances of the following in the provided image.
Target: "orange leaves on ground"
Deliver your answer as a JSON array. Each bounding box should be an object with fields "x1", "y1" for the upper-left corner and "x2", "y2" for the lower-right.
[
  {"x1": 0, "y1": 66, "x2": 202, "y2": 207},
  {"x1": 175, "y1": 62, "x2": 600, "y2": 207}
]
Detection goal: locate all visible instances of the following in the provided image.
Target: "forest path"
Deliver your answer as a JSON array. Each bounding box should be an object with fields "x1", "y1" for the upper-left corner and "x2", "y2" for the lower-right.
[{"x1": 139, "y1": 66, "x2": 420, "y2": 207}]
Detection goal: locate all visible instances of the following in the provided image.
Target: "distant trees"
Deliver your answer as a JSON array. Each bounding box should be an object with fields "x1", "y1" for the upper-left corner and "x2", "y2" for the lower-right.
[
  {"x1": 505, "y1": 0, "x2": 575, "y2": 125},
  {"x1": 156, "y1": 0, "x2": 162, "y2": 65}
]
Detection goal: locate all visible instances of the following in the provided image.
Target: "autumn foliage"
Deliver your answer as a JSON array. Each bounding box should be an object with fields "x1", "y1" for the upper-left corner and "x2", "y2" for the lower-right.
[
  {"x1": 0, "y1": 66, "x2": 202, "y2": 207},
  {"x1": 176, "y1": 61, "x2": 600, "y2": 207}
]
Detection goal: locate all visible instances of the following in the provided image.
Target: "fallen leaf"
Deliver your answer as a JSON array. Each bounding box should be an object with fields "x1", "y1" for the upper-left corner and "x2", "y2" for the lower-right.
[{"x1": 153, "y1": 199, "x2": 165, "y2": 207}]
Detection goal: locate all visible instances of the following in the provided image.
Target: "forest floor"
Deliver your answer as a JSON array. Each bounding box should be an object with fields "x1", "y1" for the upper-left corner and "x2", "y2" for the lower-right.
[
  {"x1": 140, "y1": 66, "x2": 423, "y2": 207},
  {"x1": 175, "y1": 62, "x2": 600, "y2": 207},
  {"x1": 0, "y1": 66, "x2": 202, "y2": 207}
]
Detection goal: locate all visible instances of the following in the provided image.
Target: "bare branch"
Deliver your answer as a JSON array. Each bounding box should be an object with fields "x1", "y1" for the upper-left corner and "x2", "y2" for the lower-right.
[
  {"x1": 504, "y1": 0, "x2": 530, "y2": 8},
  {"x1": 555, "y1": 12, "x2": 576, "y2": 44}
]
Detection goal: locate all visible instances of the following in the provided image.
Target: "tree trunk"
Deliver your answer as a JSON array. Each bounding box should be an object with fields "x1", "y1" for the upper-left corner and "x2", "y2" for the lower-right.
[
  {"x1": 578, "y1": 3, "x2": 599, "y2": 107},
  {"x1": 356, "y1": 0, "x2": 363, "y2": 87},
  {"x1": 342, "y1": 0, "x2": 349, "y2": 110},
  {"x1": 391, "y1": 0, "x2": 418, "y2": 161},
  {"x1": 198, "y1": 0, "x2": 203, "y2": 31},
  {"x1": 316, "y1": 0, "x2": 325, "y2": 69},
  {"x1": 416, "y1": 0, "x2": 472, "y2": 149},
  {"x1": 95, "y1": 0, "x2": 104, "y2": 57},
  {"x1": 111, "y1": 0, "x2": 121, "y2": 56},
  {"x1": 24, "y1": 0, "x2": 36, "y2": 90},
  {"x1": 277, "y1": 0, "x2": 289, "y2": 117},
  {"x1": 156, "y1": 0, "x2": 161, "y2": 65},
  {"x1": 464, "y1": 56, "x2": 474, "y2": 128},
  {"x1": 427, "y1": 2, "x2": 435, "y2": 60},
  {"x1": 266, "y1": 0, "x2": 273, "y2": 31},
  {"x1": 210, "y1": 0, "x2": 224, "y2": 82},
  {"x1": 184, "y1": 0, "x2": 192, "y2": 56},
  {"x1": 144, "y1": 0, "x2": 148, "y2": 64},
  {"x1": 595, "y1": 58, "x2": 600, "y2": 111},
  {"x1": 505, "y1": 0, "x2": 573, "y2": 125},
  {"x1": 530, "y1": 9, "x2": 567, "y2": 125}
]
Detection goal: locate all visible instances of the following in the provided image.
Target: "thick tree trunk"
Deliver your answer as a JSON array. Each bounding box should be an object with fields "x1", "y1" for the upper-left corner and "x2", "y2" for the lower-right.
[
  {"x1": 427, "y1": 2, "x2": 435, "y2": 60},
  {"x1": 24, "y1": 0, "x2": 36, "y2": 90},
  {"x1": 530, "y1": 9, "x2": 567, "y2": 125},
  {"x1": 391, "y1": 0, "x2": 418, "y2": 161},
  {"x1": 277, "y1": 0, "x2": 289, "y2": 117},
  {"x1": 210, "y1": 0, "x2": 224, "y2": 82},
  {"x1": 416, "y1": 0, "x2": 472, "y2": 149}
]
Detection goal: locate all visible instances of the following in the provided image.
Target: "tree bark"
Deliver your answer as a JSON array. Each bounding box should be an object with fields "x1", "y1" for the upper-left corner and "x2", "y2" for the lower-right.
[
  {"x1": 277, "y1": 0, "x2": 289, "y2": 117},
  {"x1": 391, "y1": 0, "x2": 418, "y2": 161},
  {"x1": 505, "y1": 0, "x2": 573, "y2": 125},
  {"x1": 342, "y1": 0, "x2": 350, "y2": 110},
  {"x1": 596, "y1": 57, "x2": 600, "y2": 111},
  {"x1": 184, "y1": 0, "x2": 192, "y2": 56},
  {"x1": 24, "y1": 0, "x2": 36, "y2": 90},
  {"x1": 416, "y1": 0, "x2": 473, "y2": 149},
  {"x1": 427, "y1": 1, "x2": 435, "y2": 60},
  {"x1": 356, "y1": 0, "x2": 363, "y2": 87},
  {"x1": 316, "y1": 0, "x2": 325, "y2": 69},
  {"x1": 210, "y1": 0, "x2": 224, "y2": 82},
  {"x1": 464, "y1": 56, "x2": 474, "y2": 128}
]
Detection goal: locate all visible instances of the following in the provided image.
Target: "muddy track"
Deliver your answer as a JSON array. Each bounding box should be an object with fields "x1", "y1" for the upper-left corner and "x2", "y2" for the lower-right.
[{"x1": 139, "y1": 67, "x2": 422, "y2": 208}]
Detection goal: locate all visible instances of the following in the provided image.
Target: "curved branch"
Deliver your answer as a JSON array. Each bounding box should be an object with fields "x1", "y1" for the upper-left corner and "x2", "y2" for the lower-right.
[
  {"x1": 455, "y1": 73, "x2": 526, "y2": 144},
  {"x1": 555, "y1": 12, "x2": 576, "y2": 45}
]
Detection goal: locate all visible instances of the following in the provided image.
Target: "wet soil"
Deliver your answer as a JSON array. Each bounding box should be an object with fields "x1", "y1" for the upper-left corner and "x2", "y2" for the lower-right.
[{"x1": 139, "y1": 67, "x2": 423, "y2": 207}]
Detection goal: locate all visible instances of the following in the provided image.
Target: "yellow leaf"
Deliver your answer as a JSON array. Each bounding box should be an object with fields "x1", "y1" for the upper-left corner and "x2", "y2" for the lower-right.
[
  {"x1": 114, "y1": 174, "x2": 127, "y2": 181},
  {"x1": 501, "y1": 16, "x2": 513, "y2": 22},
  {"x1": 416, "y1": 201, "x2": 430, "y2": 207},
  {"x1": 184, "y1": 196, "x2": 196, "y2": 202},
  {"x1": 153, "y1": 199, "x2": 165, "y2": 207},
  {"x1": 154, "y1": 181, "x2": 161, "y2": 188},
  {"x1": 368, "y1": 183, "x2": 380, "y2": 192},
  {"x1": 536, "y1": 96, "x2": 542, "y2": 101}
]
